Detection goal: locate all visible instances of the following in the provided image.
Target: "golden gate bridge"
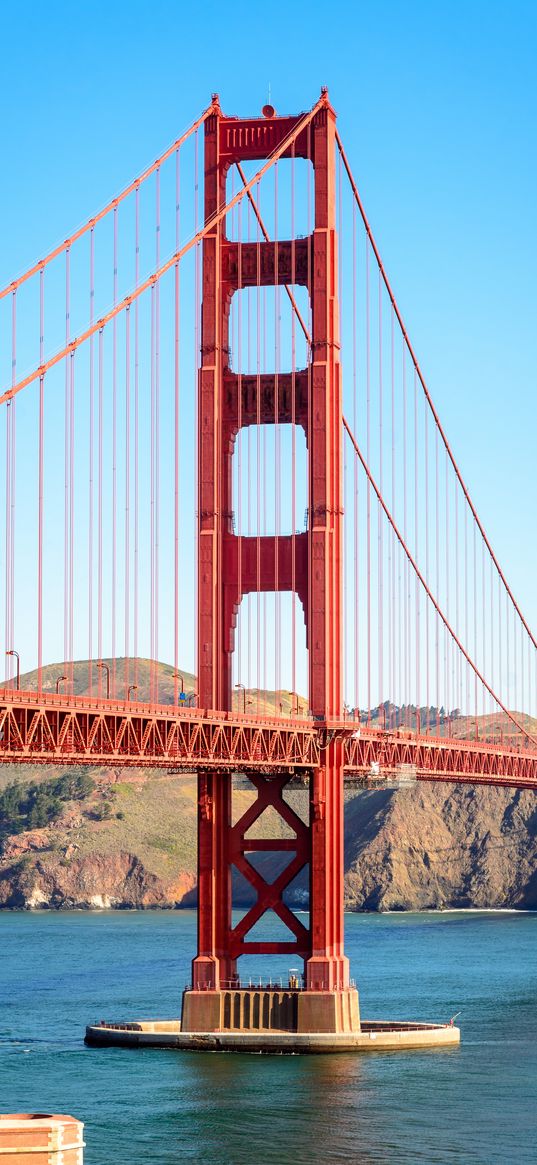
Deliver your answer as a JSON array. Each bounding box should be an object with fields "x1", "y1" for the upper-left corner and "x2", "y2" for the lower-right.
[{"x1": 1, "y1": 90, "x2": 536, "y2": 1046}]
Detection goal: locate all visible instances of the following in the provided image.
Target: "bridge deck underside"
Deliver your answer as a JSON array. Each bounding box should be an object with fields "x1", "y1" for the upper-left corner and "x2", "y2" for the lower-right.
[{"x1": 0, "y1": 692, "x2": 536, "y2": 789}]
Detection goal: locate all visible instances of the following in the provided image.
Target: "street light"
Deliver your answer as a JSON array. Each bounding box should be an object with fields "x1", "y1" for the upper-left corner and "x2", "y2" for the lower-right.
[
  {"x1": 172, "y1": 671, "x2": 185, "y2": 705},
  {"x1": 97, "y1": 661, "x2": 110, "y2": 699},
  {"x1": 6, "y1": 649, "x2": 20, "y2": 691},
  {"x1": 235, "y1": 682, "x2": 246, "y2": 713},
  {"x1": 55, "y1": 674, "x2": 67, "y2": 694},
  {"x1": 290, "y1": 692, "x2": 299, "y2": 717},
  {"x1": 128, "y1": 684, "x2": 138, "y2": 701}
]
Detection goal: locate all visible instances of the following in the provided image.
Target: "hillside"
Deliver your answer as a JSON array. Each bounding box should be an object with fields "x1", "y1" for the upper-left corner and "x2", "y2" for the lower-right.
[
  {"x1": 0, "y1": 657, "x2": 308, "y2": 718},
  {"x1": 0, "y1": 660, "x2": 536, "y2": 911},
  {"x1": 1, "y1": 770, "x2": 536, "y2": 912}
]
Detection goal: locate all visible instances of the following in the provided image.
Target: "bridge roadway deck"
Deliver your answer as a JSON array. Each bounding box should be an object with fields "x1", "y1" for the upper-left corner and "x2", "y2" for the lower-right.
[{"x1": 1, "y1": 689, "x2": 537, "y2": 788}]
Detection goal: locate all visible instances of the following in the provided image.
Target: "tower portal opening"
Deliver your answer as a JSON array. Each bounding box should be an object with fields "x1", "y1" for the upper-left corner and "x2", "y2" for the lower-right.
[
  {"x1": 232, "y1": 590, "x2": 308, "y2": 715},
  {"x1": 232, "y1": 422, "x2": 308, "y2": 538},
  {"x1": 228, "y1": 284, "x2": 310, "y2": 375}
]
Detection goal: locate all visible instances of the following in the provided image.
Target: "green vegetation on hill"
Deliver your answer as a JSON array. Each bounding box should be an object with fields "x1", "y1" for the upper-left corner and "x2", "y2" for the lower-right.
[{"x1": 0, "y1": 771, "x2": 95, "y2": 845}]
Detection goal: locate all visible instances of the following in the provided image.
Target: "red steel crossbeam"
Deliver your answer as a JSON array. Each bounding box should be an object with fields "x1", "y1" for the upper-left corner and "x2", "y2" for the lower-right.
[{"x1": 228, "y1": 774, "x2": 310, "y2": 959}]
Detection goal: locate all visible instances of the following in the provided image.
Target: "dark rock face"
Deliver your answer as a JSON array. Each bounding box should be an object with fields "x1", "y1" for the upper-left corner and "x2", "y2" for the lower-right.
[
  {"x1": 0, "y1": 850, "x2": 195, "y2": 910},
  {"x1": 0, "y1": 783, "x2": 535, "y2": 911},
  {"x1": 343, "y1": 784, "x2": 537, "y2": 911}
]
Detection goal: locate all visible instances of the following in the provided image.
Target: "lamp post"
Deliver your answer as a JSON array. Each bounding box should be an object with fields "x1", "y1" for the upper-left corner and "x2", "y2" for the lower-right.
[
  {"x1": 128, "y1": 684, "x2": 138, "y2": 701},
  {"x1": 235, "y1": 682, "x2": 246, "y2": 713},
  {"x1": 173, "y1": 672, "x2": 184, "y2": 704},
  {"x1": 97, "y1": 661, "x2": 110, "y2": 699},
  {"x1": 6, "y1": 649, "x2": 20, "y2": 691},
  {"x1": 55, "y1": 674, "x2": 67, "y2": 694},
  {"x1": 290, "y1": 692, "x2": 299, "y2": 717}
]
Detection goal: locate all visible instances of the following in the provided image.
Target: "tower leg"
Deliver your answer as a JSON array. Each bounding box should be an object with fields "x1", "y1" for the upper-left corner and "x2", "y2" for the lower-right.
[
  {"x1": 191, "y1": 770, "x2": 235, "y2": 991},
  {"x1": 297, "y1": 740, "x2": 360, "y2": 1034}
]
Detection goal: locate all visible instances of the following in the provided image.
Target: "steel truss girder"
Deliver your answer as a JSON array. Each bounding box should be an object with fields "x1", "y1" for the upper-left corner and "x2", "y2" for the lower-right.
[
  {"x1": 1, "y1": 693, "x2": 537, "y2": 789},
  {"x1": 0, "y1": 692, "x2": 318, "y2": 771},
  {"x1": 344, "y1": 727, "x2": 537, "y2": 790}
]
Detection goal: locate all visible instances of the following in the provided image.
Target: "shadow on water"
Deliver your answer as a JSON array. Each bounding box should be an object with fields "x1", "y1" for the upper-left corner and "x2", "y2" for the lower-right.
[{"x1": 163, "y1": 1051, "x2": 384, "y2": 1165}]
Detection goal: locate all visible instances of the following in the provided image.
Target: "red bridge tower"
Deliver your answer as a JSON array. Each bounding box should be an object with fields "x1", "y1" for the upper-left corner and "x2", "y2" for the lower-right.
[{"x1": 182, "y1": 92, "x2": 360, "y2": 1035}]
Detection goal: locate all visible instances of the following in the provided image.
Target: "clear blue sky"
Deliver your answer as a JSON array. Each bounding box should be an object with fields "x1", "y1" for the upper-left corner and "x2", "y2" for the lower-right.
[{"x1": 1, "y1": 0, "x2": 536, "y2": 685}]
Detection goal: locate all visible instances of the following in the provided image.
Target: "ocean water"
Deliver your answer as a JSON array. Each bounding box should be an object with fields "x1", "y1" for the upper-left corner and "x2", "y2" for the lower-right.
[{"x1": 1, "y1": 909, "x2": 536, "y2": 1164}]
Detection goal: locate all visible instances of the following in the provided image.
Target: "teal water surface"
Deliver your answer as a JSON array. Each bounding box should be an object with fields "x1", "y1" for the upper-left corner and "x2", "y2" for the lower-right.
[{"x1": 1, "y1": 910, "x2": 536, "y2": 1163}]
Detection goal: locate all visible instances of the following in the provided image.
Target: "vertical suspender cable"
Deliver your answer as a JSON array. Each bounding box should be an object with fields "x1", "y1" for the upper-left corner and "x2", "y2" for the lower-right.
[
  {"x1": 378, "y1": 270, "x2": 383, "y2": 710},
  {"x1": 445, "y1": 447, "x2": 449, "y2": 716},
  {"x1": 69, "y1": 348, "x2": 75, "y2": 685},
  {"x1": 64, "y1": 251, "x2": 70, "y2": 678},
  {"x1": 414, "y1": 370, "x2": 420, "y2": 721},
  {"x1": 125, "y1": 306, "x2": 131, "y2": 689},
  {"x1": 112, "y1": 207, "x2": 118, "y2": 697},
  {"x1": 194, "y1": 129, "x2": 200, "y2": 703},
  {"x1": 425, "y1": 404, "x2": 430, "y2": 728},
  {"x1": 390, "y1": 307, "x2": 396, "y2": 725},
  {"x1": 402, "y1": 345, "x2": 408, "y2": 722},
  {"x1": 474, "y1": 522, "x2": 478, "y2": 721},
  {"x1": 256, "y1": 209, "x2": 261, "y2": 710},
  {"x1": 174, "y1": 149, "x2": 180, "y2": 703},
  {"x1": 155, "y1": 167, "x2": 161, "y2": 703},
  {"x1": 435, "y1": 426, "x2": 439, "y2": 729},
  {"x1": 88, "y1": 228, "x2": 95, "y2": 692},
  {"x1": 274, "y1": 162, "x2": 280, "y2": 706},
  {"x1": 37, "y1": 270, "x2": 45, "y2": 691},
  {"x1": 237, "y1": 174, "x2": 244, "y2": 702},
  {"x1": 291, "y1": 146, "x2": 297, "y2": 709},
  {"x1": 5, "y1": 392, "x2": 12, "y2": 669},
  {"x1": 366, "y1": 241, "x2": 371, "y2": 721},
  {"x1": 262, "y1": 283, "x2": 267, "y2": 699},
  {"x1": 150, "y1": 282, "x2": 156, "y2": 701},
  {"x1": 98, "y1": 327, "x2": 104, "y2": 695},
  {"x1": 246, "y1": 192, "x2": 252, "y2": 702},
  {"x1": 134, "y1": 188, "x2": 140, "y2": 691},
  {"x1": 353, "y1": 201, "x2": 359, "y2": 714}
]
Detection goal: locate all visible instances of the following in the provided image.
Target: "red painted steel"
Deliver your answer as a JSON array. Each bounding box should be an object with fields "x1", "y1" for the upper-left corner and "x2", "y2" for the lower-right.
[
  {"x1": 0, "y1": 689, "x2": 319, "y2": 770},
  {"x1": 344, "y1": 726, "x2": 537, "y2": 790},
  {"x1": 1, "y1": 690, "x2": 537, "y2": 788},
  {"x1": 194, "y1": 90, "x2": 347, "y2": 992}
]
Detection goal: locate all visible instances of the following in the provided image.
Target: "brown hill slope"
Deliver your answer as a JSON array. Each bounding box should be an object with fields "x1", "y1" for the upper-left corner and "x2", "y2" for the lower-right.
[
  {"x1": 1, "y1": 774, "x2": 536, "y2": 911},
  {"x1": 344, "y1": 783, "x2": 537, "y2": 910},
  {"x1": 0, "y1": 657, "x2": 308, "y2": 718}
]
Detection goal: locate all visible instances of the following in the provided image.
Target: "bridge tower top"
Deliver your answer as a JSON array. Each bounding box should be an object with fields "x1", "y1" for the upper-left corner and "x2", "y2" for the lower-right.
[{"x1": 197, "y1": 89, "x2": 343, "y2": 720}]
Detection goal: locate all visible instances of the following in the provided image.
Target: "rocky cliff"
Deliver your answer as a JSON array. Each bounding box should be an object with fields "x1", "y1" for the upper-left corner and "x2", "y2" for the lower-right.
[
  {"x1": 344, "y1": 783, "x2": 537, "y2": 910},
  {"x1": 0, "y1": 769, "x2": 536, "y2": 911}
]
